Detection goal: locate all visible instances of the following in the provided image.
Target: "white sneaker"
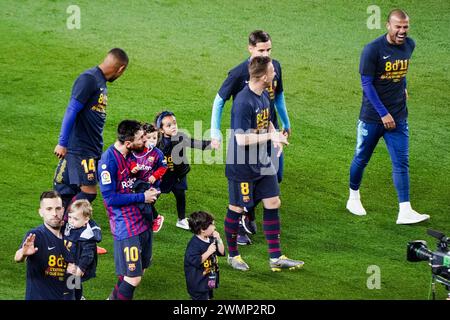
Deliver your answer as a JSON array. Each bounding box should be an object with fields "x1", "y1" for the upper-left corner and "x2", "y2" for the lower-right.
[
  {"x1": 346, "y1": 199, "x2": 367, "y2": 216},
  {"x1": 176, "y1": 218, "x2": 190, "y2": 230},
  {"x1": 396, "y1": 209, "x2": 430, "y2": 225}
]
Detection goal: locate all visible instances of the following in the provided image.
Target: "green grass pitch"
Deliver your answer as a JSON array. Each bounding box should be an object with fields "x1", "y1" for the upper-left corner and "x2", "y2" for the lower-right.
[{"x1": 0, "y1": 0, "x2": 449, "y2": 300}]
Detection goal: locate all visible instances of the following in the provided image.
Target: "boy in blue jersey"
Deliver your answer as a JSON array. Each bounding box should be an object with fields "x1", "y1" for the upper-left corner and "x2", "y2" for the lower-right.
[
  {"x1": 210, "y1": 30, "x2": 291, "y2": 245},
  {"x1": 15, "y1": 191, "x2": 68, "y2": 300},
  {"x1": 130, "y1": 123, "x2": 168, "y2": 232},
  {"x1": 225, "y1": 56, "x2": 304, "y2": 272},
  {"x1": 53, "y1": 48, "x2": 128, "y2": 254},
  {"x1": 184, "y1": 211, "x2": 225, "y2": 300},
  {"x1": 346, "y1": 9, "x2": 430, "y2": 225},
  {"x1": 155, "y1": 111, "x2": 211, "y2": 230},
  {"x1": 98, "y1": 120, "x2": 160, "y2": 300},
  {"x1": 64, "y1": 199, "x2": 102, "y2": 300}
]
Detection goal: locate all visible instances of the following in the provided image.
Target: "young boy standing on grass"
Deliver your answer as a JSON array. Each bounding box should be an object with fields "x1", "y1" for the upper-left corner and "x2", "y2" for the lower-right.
[{"x1": 184, "y1": 211, "x2": 225, "y2": 300}]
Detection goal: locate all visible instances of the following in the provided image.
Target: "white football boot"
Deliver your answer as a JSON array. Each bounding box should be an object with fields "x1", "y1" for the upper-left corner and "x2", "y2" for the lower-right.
[
  {"x1": 396, "y1": 202, "x2": 430, "y2": 225},
  {"x1": 346, "y1": 188, "x2": 367, "y2": 216}
]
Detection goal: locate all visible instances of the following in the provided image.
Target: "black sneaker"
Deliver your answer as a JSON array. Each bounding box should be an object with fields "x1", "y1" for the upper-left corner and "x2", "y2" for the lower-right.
[
  {"x1": 241, "y1": 215, "x2": 257, "y2": 235},
  {"x1": 237, "y1": 233, "x2": 252, "y2": 245}
]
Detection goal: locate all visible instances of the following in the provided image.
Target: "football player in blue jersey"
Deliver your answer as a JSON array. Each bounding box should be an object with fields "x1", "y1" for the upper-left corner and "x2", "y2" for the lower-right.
[
  {"x1": 210, "y1": 30, "x2": 292, "y2": 245},
  {"x1": 98, "y1": 120, "x2": 159, "y2": 300},
  {"x1": 224, "y1": 56, "x2": 304, "y2": 272},
  {"x1": 15, "y1": 191, "x2": 68, "y2": 300},
  {"x1": 346, "y1": 9, "x2": 429, "y2": 225},
  {"x1": 53, "y1": 48, "x2": 128, "y2": 254}
]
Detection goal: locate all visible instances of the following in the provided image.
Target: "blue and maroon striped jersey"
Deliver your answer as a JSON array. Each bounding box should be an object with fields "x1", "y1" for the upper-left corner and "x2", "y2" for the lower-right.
[
  {"x1": 98, "y1": 145, "x2": 150, "y2": 241},
  {"x1": 131, "y1": 146, "x2": 167, "y2": 183}
]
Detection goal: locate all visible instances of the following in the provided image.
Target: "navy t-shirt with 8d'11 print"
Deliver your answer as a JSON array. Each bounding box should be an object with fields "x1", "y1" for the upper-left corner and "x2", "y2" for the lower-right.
[
  {"x1": 359, "y1": 34, "x2": 415, "y2": 123},
  {"x1": 19, "y1": 225, "x2": 67, "y2": 300},
  {"x1": 68, "y1": 66, "x2": 108, "y2": 157},
  {"x1": 225, "y1": 85, "x2": 276, "y2": 181}
]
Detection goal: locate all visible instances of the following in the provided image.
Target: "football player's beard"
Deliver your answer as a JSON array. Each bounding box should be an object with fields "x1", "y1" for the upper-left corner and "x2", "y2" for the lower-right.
[
  {"x1": 46, "y1": 217, "x2": 63, "y2": 230},
  {"x1": 128, "y1": 144, "x2": 145, "y2": 153}
]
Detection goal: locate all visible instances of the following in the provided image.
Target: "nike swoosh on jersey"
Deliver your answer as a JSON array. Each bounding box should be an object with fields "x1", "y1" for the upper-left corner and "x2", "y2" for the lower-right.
[
  {"x1": 383, "y1": 55, "x2": 390, "y2": 59},
  {"x1": 48, "y1": 246, "x2": 55, "y2": 250}
]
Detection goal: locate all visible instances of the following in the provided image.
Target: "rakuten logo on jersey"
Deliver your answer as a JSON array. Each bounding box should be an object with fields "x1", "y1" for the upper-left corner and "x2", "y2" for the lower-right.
[
  {"x1": 137, "y1": 164, "x2": 152, "y2": 171},
  {"x1": 121, "y1": 177, "x2": 136, "y2": 189}
]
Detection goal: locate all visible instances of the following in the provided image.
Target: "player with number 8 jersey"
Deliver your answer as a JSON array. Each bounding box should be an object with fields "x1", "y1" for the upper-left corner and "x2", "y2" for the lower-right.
[{"x1": 224, "y1": 56, "x2": 304, "y2": 272}]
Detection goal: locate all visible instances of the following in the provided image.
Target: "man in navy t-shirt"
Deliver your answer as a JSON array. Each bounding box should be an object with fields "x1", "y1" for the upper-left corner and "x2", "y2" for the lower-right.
[
  {"x1": 211, "y1": 30, "x2": 291, "y2": 244},
  {"x1": 211, "y1": 30, "x2": 290, "y2": 145},
  {"x1": 346, "y1": 9, "x2": 429, "y2": 225},
  {"x1": 224, "y1": 56, "x2": 304, "y2": 272},
  {"x1": 53, "y1": 48, "x2": 128, "y2": 219},
  {"x1": 15, "y1": 191, "x2": 68, "y2": 300},
  {"x1": 53, "y1": 48, "x2": 128, "y2": 254}
]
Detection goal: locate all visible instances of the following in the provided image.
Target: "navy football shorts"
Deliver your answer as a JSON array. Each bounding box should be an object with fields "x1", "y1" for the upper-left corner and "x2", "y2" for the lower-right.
[
  {"x1": 114, "y1": 230, "x2": 153, "y2": 277},
  {"x1": 228, "y1": 174, "x2": 279, "y2": 208},
  {"x1": 54, "y1": 153, "x2": 98, "y2": 194}
]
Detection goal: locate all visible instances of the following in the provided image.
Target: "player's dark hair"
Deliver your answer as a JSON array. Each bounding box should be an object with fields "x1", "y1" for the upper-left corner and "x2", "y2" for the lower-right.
[
  {"x1": 40, "y1": 190, "x2": 61, "y2": 203},
  {"x1": 387, "y1": 9, "x2": 409, "y2": 22},
  {"x1": 248, "y1": 30, "x2": 271, "y2": 46},
  {"x1": 108, "y1": 48, "x2": 129, "y2": 65},
  {"x1": 117, "y1": 120, "x2": 142, "y2": 143},
  {"x1": 188, "y1": 211, "x2": 215, "y2": 235},
  {"x1": 142, "y1": 122, "x2": 156, "y2": 134},
  {"x1": 248, "y1": 56, "x2": 272, "y2": 79}
]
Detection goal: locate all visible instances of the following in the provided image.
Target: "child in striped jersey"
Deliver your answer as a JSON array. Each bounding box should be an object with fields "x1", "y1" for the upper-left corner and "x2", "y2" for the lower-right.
[{"x1": 130, "y1": 123, "x2": 167, "y2": 232}]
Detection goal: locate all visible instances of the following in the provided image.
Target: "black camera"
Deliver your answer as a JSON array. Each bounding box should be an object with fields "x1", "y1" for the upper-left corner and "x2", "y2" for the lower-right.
[{"x1": 407, "y1": 229, "x2": 450, "y2": 299}]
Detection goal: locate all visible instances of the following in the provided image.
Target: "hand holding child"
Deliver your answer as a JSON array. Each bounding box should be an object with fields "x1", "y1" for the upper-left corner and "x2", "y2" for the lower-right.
[{"x1": 66, "y1": 263, "x2": 77, "y2": 275}]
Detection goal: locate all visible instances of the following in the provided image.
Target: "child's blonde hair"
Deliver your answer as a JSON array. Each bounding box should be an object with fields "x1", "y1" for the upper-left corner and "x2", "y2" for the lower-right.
[{"x1": 70, "y1": 199, "x2": 93, "y2": 219}]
